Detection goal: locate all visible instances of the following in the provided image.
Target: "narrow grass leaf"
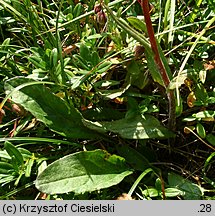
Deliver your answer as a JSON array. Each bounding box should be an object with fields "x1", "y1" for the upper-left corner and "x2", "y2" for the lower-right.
[
  {"x1": 189, "y1": 0, "x2": 203, "y2": 22},
  {"x1": 127, "y1": 16, "x2": 147, "y2": 33},
  {"x1": 0, "y1": 162, "x2": 14, "y2": 174},
  {"x1": 0, "y1": 0, "x2": 27, "y2": 23},
  {"x1": 4, "y1": 141, "x2": 24, "y2": 166},
  {"x1": 168, "y1": 0, "x2": 176, "y2": 45}
]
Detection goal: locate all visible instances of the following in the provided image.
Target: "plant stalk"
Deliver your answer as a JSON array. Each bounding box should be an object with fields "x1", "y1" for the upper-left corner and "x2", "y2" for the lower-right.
[{"x1": 139, "y1": 0, "x2": 176, "y2": 131}]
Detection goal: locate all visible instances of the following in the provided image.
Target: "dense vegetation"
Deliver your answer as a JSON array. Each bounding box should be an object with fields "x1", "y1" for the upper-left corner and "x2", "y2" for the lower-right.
[{"x1": 0, "y1": 0, "x2": 214, "y2": 200}]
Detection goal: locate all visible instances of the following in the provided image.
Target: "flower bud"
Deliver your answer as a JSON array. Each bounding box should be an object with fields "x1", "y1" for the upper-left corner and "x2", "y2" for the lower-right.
[
  {"x1": 134, "y1": 45, "x2": 145, "y2": 58},
  {"x1": 94, "y1": 4, "x2": 102, "y2": 14},
  {"x1": 96, "y1": 10, "x2": 107, "y2": 25}
]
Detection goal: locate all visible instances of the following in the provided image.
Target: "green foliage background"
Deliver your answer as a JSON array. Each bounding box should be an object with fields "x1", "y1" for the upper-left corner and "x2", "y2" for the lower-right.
[{"x1": 0, "y1": 0, "x2": 214, "y2": 200}]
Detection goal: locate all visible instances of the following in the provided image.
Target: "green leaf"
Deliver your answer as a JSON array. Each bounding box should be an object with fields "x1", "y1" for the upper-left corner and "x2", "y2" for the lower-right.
[
  {"x1": 91, "y1": 51, "x2": 100, "y2": 66},
  {"x1": 199, "y1": 69, "x2": 207, "y2": 84},
  {"x1": 169, "y1": 71, "x2": 188, "y2": 90},
  {"x1": 97, "y1": 61, "x2": 112, "y2": 73},
  {"x1": 82, "y1": 106, "x2": 124, "y2": 121},
  {"x1": 4, "y1": 141, "x2": 24, "y2": 166},
  {"x1": 196, "y1": 122, "x2": 206, "y2": 139},
  {"x1": 144, "y1": 49, "x2": 164, "y2": 87},
  {"x1": 73, "y1": 3, "x2": 83, "y2": 18},
  {"x1": 203, "y1": 152, "x2": 215, "y2": 172},
  {"x1": 0, "y1": 38, "x2": 10, "y2": 59},
  {"x1": 94, "y1": 80, "x2": 120, "y2": 88},
  {"x1": 165, "y1": 188, "x2": 184, "y2": 197},
  {"x1": 80, "y1": 43, "x2": 91, "y2": 62},
  {"x1": 0, "y1": 150, "x2": 11, "y2": 160},
  {"x1": 194, "y1": 83, "x2": 208, "y2": 104},
  {"x1": 127, "y1": 16, "x2": 147, "y2": 33},
  {"x1": 116, "y1": 145, "x2": 151, "y2": 171},
  {"x1": 157, "y1": 43, "x2": 173, "y2": 81},
  {"x1": 87, "y1": 34, "x2": 103, "y2": 40},
  {"x1": 99, "y1": 114, "x2": 175, "y2": 139},
  {"x1": 175, "y1": 94, "x2": 183, "y2": 117},
  {"x1": 98, "y1": 84, "x2": 130, "y2": 99},
  {"x1": 206, "y1": 134, "x2": 215, "y2": 146},
  {"x1": 128, "y1": 168, "x2": 154, "y2": 196},
  {"x1": 1, "y1": 38, "x2": 10, "y2": 48},
  {"x1": 0, "y1": 174, "x2": 16, "y2": 185},
  {"x1": 25, "y1": 158, "x2": 34, "y2": 178},
  {"x1": 168, "y1": 172, "x2": 203, "y2": 200},
  {"x1": 18, "y1": 148, "x2": 32, "y2": 160},
  {"x1": 103, "y1": 4, "x2": 151, "y2": 52},
  {"x1": 189, "y1": 0, "x2": 203, "y2": 22},
  {"x1": 126, "y1": 60, "x2": 149, "y2": 89},
  {"x1": 38, "y1": 161, "x2": 47, "y2": 176},
  {"x1": 142, "y1": 188, "x2": 159, "y2": 197},
  {"x1": 28, "y1": 56, "x2": 46, "y2": 70},
  {"x1": 4, "y1": 77, "x2": 103, "y2": 139},
  {"x1": 193, "y1": 110, "x2": 215, "y2": 118},
  {"x1": 35, "y1": 150, "x2": 133, "y2": 194},
  {"x1": 50, "y1": 48, "x2": 58, "y2": 68},
  {"x1": 0, "y1": 162, "x2": 14, "y2": 174},
  {"x1": 182, "y1": 116, "x2": 197, "y2": 122},
  {"x1": 72, "y1": 54, "x2": 90, "y2": 70},
  {"x1": 155, "y1": 178, "x2": 162, "y2": 191}
]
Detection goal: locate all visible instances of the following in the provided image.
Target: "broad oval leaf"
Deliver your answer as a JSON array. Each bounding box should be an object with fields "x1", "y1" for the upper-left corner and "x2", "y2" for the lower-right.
[
  {"x1": 35, "y1": 150, "x2": 133, "y2": 194},
  {"x1": 168, "y1": 172, "x2": 203, "y2": 200},
  {"x1": 99, "y1": 114, "x2": 175, "y2": 139},
  {"x1": 196, "y1": 122, "x2": 206, "y2": 139},
  {"x1": 4, "y1": 77, "x2": 103, "y2": 139},
  {"x1": 206, "y1": 134, "x2": 215, "y2": 146}
]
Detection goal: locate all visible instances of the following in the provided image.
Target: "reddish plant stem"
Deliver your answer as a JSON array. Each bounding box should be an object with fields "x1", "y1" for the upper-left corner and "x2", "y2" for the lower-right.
[
  {"x1": 138, "y1": 0, "x2": 176, "y2": 133},
  {"x1": 140, "y1": 0, "x2": 170, "y2": 88},
  {"x1": 160, "y1": 174, "x2": 166, "y2": 200}
]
